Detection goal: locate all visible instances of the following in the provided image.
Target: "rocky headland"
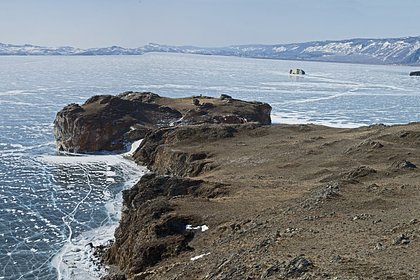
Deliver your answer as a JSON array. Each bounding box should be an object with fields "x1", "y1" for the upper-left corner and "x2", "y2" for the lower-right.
[
  {"x1": 54, "y1": 92, "x2": 271, "y2": 153},
  {"x1": 54, "y1": 92, "x2": 420, "y2": 279}
]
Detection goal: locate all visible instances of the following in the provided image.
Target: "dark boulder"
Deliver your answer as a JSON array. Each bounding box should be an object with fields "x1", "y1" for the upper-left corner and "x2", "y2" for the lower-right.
[
  {"x1": 409, "y1": 71, "x2": 420, "y2": 76},
  {"x1": 220, "y1": 94, "x2": 232, "y2": 100},
  {"x1": 392, "y1": 160, "x2": 417, "y2": 170}
]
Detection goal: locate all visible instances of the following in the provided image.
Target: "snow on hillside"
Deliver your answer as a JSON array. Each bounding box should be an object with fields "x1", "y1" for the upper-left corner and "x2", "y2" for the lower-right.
[{"x1": 1, "y1": 36, "x2": 419, "y2": 65}]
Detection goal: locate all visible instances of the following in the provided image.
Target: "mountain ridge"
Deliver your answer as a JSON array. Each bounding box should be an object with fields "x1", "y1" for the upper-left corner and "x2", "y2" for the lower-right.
[{"x1": 1, "y1": 36, "x2": 419, "y2": 65}]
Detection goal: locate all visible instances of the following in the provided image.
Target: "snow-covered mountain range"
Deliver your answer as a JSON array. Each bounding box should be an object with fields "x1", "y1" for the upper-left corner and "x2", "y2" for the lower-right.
[{"x1": 1, "y1": 36, "x2": 420, "y2": 65}]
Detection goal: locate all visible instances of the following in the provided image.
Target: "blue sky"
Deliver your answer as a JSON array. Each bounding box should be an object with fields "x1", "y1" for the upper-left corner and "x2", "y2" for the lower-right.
[{"x1": 1, "y1": 0, "x2": 419, "y2": 48}]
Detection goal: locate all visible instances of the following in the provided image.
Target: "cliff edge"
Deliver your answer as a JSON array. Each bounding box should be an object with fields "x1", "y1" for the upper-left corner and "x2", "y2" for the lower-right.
[
  {"x1": 53, "y1": 93, "x2": 420, "y2": 279},
  {"x1": 53, "y1": 92, "x2": 271, "y2": 153},
  {"x1": 104, "y1": 122, "x2": 420, "y2": 279}
]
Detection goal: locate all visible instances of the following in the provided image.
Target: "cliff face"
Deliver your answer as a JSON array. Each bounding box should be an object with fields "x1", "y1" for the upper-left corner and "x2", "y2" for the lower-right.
[
  {"x1": 103, "y1": 122, "x2": 420, "y2": 280},
  {"x1": 103, "y1": 124, "x2": 247, "y2": 278},
  {"x1": 53, "y1": 92, "x2": 271, "y2": 153},
  {"x1": 133, "y1": 124, "x2": 251, "y2": 176},
  {"x1": 104, "y1": 173, "x2": 201, "y2": 276},
  {"x1": 103, "y1": 172, "x2": 228, "y2": 278},
  {"x1": 53, "y1": 92, "x2": 272, "y2": 278},
  {"x1": 55, "y1": 92, "x2": 420, "y2": 279},
  {"x1": 53, "y1": 93, "x2": 180, "y2": 152}
]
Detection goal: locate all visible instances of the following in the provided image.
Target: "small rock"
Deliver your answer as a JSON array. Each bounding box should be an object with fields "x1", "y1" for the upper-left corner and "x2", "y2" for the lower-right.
[
  {"x1": 330, "y1": 255, "x2": 342, "y2": 263},
  {"x1": 374, "y1": 242, "x2": 386, "y2": 251},
  {"x1": 352, "y1": 213, "x2": 371, "y2": 221},
  {"x1": 401, "y1": 239, "x2": 410, "y2": 245},
  {"x1": 410, "y1": 219, "x2": 418, "y2": 225},
  {"x1": 261, "y1": 256, "x2": 313, "y2": 279},
  {"x1": 318, "y1": 182, "x2": 340, "y2": 199},
  {"x1": 367, "y1": 184, "x2": 380, "y2": 192},
  {"x1": 344, "y1": 166, "x2": 376, "y2": 181},
  {"x1": 262, "y1": 264, "x2": 281, "y2": 278},
  {"x1": 220, "y1": 94, "x2": 232, "y2": 100},
  {"x1": 101, "y1": 273, "x2": 127, "y2": 280},
  {"x1": 392, "y1": 160, "x2": 417, "y2": 170},
  {"x1": 192, "y1": 98, "x2": 200, "y2": 106},
  {"x1": 393, "y1": 233, "x2": 410, "y2": 245},
  {"x1": 283, "y1": 256, "x2": 313, "y2": 277}
]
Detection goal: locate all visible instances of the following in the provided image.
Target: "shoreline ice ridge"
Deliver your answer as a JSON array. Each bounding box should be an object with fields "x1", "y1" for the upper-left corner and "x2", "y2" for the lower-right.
[{"x1": 50, "y1": 140, "x2": 146, "y2": 280}]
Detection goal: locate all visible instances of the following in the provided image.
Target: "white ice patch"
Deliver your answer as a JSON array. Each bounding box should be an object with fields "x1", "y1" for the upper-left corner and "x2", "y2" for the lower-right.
[
  {"x1": 46, "y1": 150, "x2": 147, "y2": 280},
  {"x1": 51, "y1": 224, "x2": 115, "y2": 280},
  {"x1": 105, "y1": 177, "x2": 115, "y2": 183},
  {"x1": 190, "y1": 252, "x2": 211, "y2": 261},
  {"x1": 10, "y1": 143, "x2": 24, "y2": 149},
  {"x1": 51, "y1": 165, "x2": 147, "y2": 280},
  {"x1": 124, "y1": 139, "x2": 143, "y2": 157},
  {"x1": 271, "y1": 113, "x2": 363, "y2": 128},
  {"x1": 186, "y1": 224, "x2": 209, "y2": 232},
  {"x1": 38, "y1": 154, "x2": 125, "y2": 165}
]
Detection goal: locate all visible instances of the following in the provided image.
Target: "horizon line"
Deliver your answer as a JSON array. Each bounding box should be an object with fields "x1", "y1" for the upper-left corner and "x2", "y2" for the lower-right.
[{"x1": 2, "y1": 34, "x2": 420, "y2": 50}]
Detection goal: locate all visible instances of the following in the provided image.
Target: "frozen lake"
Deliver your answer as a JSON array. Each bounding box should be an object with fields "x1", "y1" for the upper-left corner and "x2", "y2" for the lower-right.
[{"x1": 0, "y1": 53, "x2": 419, "y2": 279}]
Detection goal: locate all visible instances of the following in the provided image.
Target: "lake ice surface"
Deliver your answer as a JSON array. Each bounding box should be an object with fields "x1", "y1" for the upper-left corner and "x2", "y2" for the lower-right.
[{"x1": 0, "y1": 53, "x2": 419, "y2": 279}]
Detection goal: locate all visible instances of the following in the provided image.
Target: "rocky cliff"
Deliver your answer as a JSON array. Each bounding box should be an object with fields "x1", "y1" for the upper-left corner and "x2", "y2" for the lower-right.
[
  {"x1": 53, "y1": 92, "x2": 271, "y2": 153},
  {"x1": 103, "y1": 122, "x2": 420, "y2": 279},
  {"x1": 103, "y1": 124, "x2": 254, "y2": 279},
  {"x1": 54, "y1": 93, "x2": 420, "y2": 279}
]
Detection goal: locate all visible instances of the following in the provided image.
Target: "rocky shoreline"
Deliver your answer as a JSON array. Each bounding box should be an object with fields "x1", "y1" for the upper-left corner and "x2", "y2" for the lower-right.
[
  {"x1": 53, "y1": 92, "x2": 271, "y2": 153},
  {"x1": 54, "y1": 93, "x2": 420, "y2": 279}
]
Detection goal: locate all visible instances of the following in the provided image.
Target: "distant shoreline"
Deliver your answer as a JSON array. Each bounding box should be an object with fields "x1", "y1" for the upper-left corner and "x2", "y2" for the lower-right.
[
  {"x1": 0, "y1": 52, "x2": 419, "y2": 70},
  {"x1": 1, "y1": 35, "x2": 420, "y2": 65}
]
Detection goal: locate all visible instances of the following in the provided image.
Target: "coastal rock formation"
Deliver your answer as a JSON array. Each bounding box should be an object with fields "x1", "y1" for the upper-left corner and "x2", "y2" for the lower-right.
[
  {"x1": 53, "y1": 92, "x2": 271, "y2": 153},
  {"x1": 102, "y1": 121, "x2": 420, "y2": 279},
  {"x1": 103, "y1": 173, "x2": 201, "y2": 276},
  {"x1": 53, "y1": 93, "x2": 420, "y2": 279},
  {"x1": 133, "y1": 124, "x2": 257, "y2": 176},
  {"x1": 103, "y1": 173, "x2": 227, "y2": 278}
]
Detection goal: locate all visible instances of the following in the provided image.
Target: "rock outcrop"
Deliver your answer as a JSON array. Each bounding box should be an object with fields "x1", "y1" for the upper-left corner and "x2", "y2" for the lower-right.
[
  {"x1": 102, "y1": 124, "x2": 243, "y2": 278},
  {"x1": 409, "y1": 71, "x2": 420, "y2": 76},
  {"x1": 103, "y1": 173, "x2": 201, "y2": 277},
  {"x1": 102, "y1": 121, "x2": 420, "y2": 279},
  {"x1": 53, "y1": 92, "x2": 271, "y2": 153},
  {"x1": 133, "y1": 124, "x2": 255, "y2": 176},
  {"x1": 53, "y1": 91, "x2": 420, "y2": 279},
  {"x1": 103, "y1": 172, "x2": 228, "y2": 279}
]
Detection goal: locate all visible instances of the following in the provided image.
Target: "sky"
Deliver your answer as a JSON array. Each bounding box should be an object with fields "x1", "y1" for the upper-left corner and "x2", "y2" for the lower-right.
[{"x1": 1, "y1": 0, "x2": 419, "y2": 48}]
